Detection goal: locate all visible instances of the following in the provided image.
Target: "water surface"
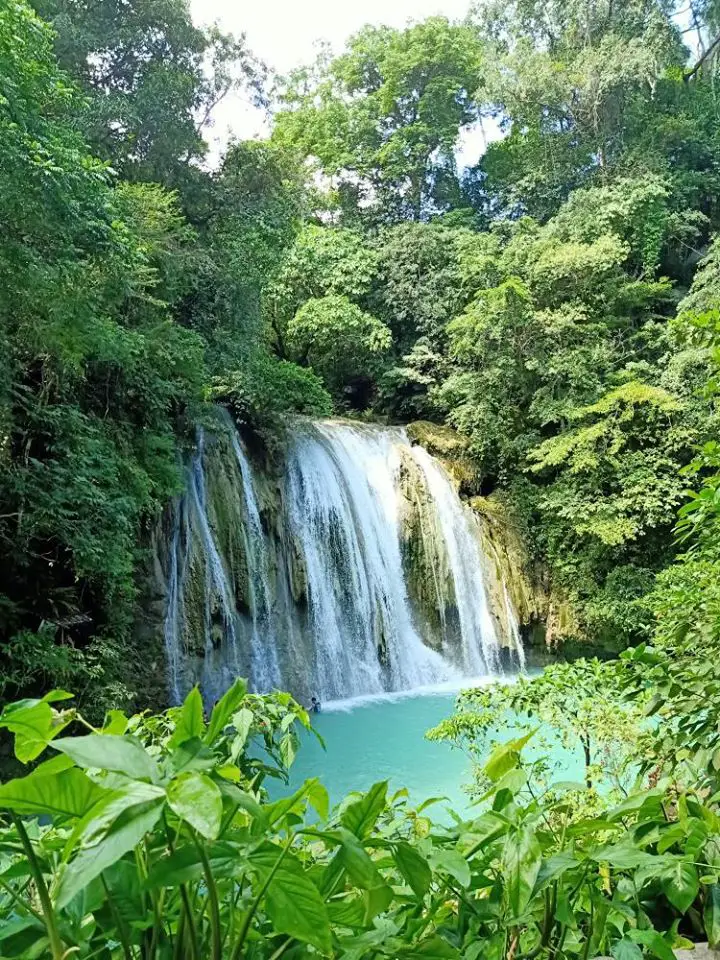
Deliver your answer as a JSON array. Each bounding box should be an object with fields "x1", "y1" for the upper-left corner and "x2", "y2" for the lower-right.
[{"x1": 284, "y1": 680, "x2": 584, "y2": 817}]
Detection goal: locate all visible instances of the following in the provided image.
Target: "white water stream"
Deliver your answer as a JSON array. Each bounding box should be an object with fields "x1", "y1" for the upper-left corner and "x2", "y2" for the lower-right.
[{"x1": 163, "y1": 418, "x2": 523, "y2": 704}]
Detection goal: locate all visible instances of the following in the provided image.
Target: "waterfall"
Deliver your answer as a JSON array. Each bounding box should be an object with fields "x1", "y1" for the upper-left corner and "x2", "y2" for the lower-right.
[{"x1": 162, "y1": 416, "x2": 524, "y2": 704}]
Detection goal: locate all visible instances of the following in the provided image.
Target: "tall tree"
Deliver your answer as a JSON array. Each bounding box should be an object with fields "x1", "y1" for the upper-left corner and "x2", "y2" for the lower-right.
[
  {"x1": 274, "y1": 17, "x2": 484, "y2": 223},
  {"x1": 30, "y1": 0, "x2": 264, "y2": 192}
]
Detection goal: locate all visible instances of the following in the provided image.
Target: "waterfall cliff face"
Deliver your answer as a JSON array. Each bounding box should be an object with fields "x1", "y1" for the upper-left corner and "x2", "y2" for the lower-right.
[{"x1": 162, "y1": 417, "x2": 523, "y2": 705}]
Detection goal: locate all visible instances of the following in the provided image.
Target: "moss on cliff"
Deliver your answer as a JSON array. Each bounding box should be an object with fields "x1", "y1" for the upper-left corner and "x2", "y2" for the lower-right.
[{"x1": 406, "y1": 421, "x2": 480, "y2": 495}]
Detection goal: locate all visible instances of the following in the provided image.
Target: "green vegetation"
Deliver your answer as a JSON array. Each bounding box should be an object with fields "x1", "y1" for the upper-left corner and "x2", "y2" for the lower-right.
[
  {"x1": 4, "y1": 0, "x2": 720, "y2": 955},
  {"x1": 5, "y1": 0, "x2": 720, "y2": 695}
]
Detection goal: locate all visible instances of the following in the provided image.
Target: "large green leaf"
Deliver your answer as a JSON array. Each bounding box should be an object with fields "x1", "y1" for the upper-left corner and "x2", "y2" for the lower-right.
[
  {"x1": 607, "y1": 789, "x2": 664, "y2": 822},
  {"x1": 54, "y1": 799, "x2": 164, "y2": 908},
  {"x1": 429, "y1": 848, "x2": 471, "y2": 889},
  {"x1": 0, "y1": 699, "x2": 71, "y2": 762},
  {"x1": 205, "y1": 679, "x2": 247, "y2": 744},
  {"x1": 502, "y1": 825, "x2": 542, "y2": 919},
  {"x1": 307, "y1": 779, "x2": 330, "y2": 822},
  {"x1": 705, "y1": 882, "x2": 720, "y2": 947},
  {"x1": 611, "y1": 939, "x2": 644, "y2": 960},
  {"x1": 264, "y1": 780, "x2": 313, "y2": 829},
  {"x1": 249, "y1": 844, "x2": 332, "y2": 954},
  {"x1": 393, "y1": 841, "x2": 432, "y2": 898},
  {"x1": 64, "y1": 779, "x2": 166, "y2": 860},
  {"x1": 167, "y1": 771, "x2": 222, "y2": 840},
  {"x1": 402, "y1": 936, "x2": 461, "y2": 958},
  {"x1": 53, "y1": 734, "x2": 158, "y2": 782},
  {"x1": 628, "y1": 929, "x2": 675, "y2": 960},
  {"x1": 169, "y1": 687, "x2": 205, "y2": 748},
  {"x1": 341, "y1": 781, "x2": 388, "y2": 839},
  {"x1": 0, "y1": 766, "x2": 109, "y2": 818},
  {"x1": 484, "y1": 731, "x2": 535, "y2": 783},
  {"x1": 660, "y1": 859, "x2": 699, "y2": 913},
  {"x1": 592, "y1": 841, "x2": 667, "y2": 870},
  {"x1": 145, "y1": 842, "x2": 242, "y2": 888},
  {"x1": 333, "y1": 828, "x2": 393, "y2": 921},
  {"x1": 334, "y1": 827, "x2": 384, "y2": 890},
  {"x1": 535, "y1": 852, "x2": 578, "y2": 890},
  {"x1": 169, "y1": 737, "x2": 217, "y2": 775}
]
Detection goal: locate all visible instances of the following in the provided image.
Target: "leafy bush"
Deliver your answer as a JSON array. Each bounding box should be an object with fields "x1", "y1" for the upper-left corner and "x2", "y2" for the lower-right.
[
  {"x1": 1, "y1": 675, "x2": 720, "y2": 959},
  {"x1": 212, "y1": 352, "x2": 333, "y2": 432}
]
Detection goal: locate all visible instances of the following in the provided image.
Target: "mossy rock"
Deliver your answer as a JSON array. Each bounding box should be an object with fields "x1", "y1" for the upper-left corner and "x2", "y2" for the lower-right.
[
  {"x1": 396, "y1": 449, "x2": 455, "y2": 645},
  {"x1": 406, "y1": 421, "x2": 468, "y2": 458},
  {"x1": 407, "y1": 421, "x2": 481, "y2": 495}
]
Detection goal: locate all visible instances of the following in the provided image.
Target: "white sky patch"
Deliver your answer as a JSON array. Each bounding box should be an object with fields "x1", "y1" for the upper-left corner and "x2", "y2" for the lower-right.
[{"x1": 190, "y1": 0, "x2": 499, "y2": 167}]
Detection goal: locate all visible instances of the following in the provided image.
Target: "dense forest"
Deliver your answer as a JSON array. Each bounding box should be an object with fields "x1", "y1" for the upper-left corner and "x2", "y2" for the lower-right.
[
  {"x1": 4, "y1": 0, "x2": 720, "y2": 711},
  {"x1": 3, "y1": 0, "x2": 720, "y2": 956}
]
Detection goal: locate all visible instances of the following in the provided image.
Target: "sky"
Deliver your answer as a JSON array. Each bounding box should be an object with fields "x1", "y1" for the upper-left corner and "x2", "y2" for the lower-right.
[{"x1": 189, "y1": 0, "x2": 499, "y2": 167}]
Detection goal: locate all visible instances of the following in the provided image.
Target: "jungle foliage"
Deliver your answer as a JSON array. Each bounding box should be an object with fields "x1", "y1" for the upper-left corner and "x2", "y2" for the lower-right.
[
  {"x1": 4, "y1": 1, "x2": 720, "y2": 957},
  {"x1": 4, "y1": 0, "x2": 720, "y2": 726}
]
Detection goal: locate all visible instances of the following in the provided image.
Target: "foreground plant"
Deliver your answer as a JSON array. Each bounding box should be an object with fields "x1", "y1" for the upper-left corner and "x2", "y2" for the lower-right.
[{"x1": 0, "y1": 677, "x2": 718, "y2": 959}]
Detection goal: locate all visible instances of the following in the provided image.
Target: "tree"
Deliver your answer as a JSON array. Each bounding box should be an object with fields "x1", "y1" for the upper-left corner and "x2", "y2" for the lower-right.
[
  {"x1": 0, "y1": 0, "x2": 205, "y2": 709},
  {"x1": 274, "y1": 17, "x2": 484, "y2": 223},
  {"x1": 287, "y1": 295, "x2": 392, "y2": 405},
  {"x1": 31, "y1": 0, "x2": 264, "y2": 193},
  {"x1": 469, "y1": 0, "x2": 694, "y2": 220}
]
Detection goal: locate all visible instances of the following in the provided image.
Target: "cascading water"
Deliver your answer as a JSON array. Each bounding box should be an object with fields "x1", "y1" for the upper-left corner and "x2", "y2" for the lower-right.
[{"x1": 162, "y1": 416, "x2": 524, "y2": 704}]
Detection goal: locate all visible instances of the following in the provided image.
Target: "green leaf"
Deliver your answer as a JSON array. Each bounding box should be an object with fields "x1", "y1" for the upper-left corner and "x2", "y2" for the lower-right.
[
  {"x1": 307, "y1": 779, "x2": 329, "y2": 822},
  {"x1": 393, "y1": 841, "x2": 432, "y2": 897},
  {"x1": 611, "y1": 939, "x2": 644, "y2": 960},
  {"x1": 661, "y1": 859, "x2": 699, "y2": 913},
  {"x1": 102, "y1": 710, "x2": 129, "y2": 736},
  {"x1": 628, "y1": 929, "x2": 676, "y2": 960},
  {"x1": 53, "y1": 734, "x2": 158, "y2": 782},
  {"x1": 145, "y1": 842, "x2": 241, "y2": 888},
  {"x1": 535, "y1": 852, "x2": 578, "y2": 890},
  {"x1": 484, "y1": 731, "x2": 535, "y2": 783},
  {"x1": 205, "y1": 679, "x2": 247, "y2": 744},
  {"x1": 327, "y1": 897, "x2": 366, "y2": 928},
  {"x1": 335, "y1": 827, "x2": 385, "y2": 891},
  {"x1": 167, "y1": 771, "x2": 222, "y2": 840},
  {"x1": 429, "y1": 849, "x2": 471, "y2": 889},
  {"x1": 170, "y1": 687, "x2": 205, "y2": 748},
  {"x1": 249, "y1": 845, "x2": 332, "y2": 954},
  {"x1": 341, "y1": 781, "x2": 388, "y2": 839},
  {"x1": 54, "y1": 799, "x2": 164, "y2": 908},
  {"x1": 169, "y1": 737, "x2": 217, "y2": 775},
  {"x1": 704, "y1": 882, "x2": 720, "y2": 947},
  {"x1": 0, "y1": 700, "x2": 70, "y2": 762},
  {"x1": 264, "y1": 780, "x2": 313, "y2": 829},
  {"x1": 607, "y1": 789, "x2": 664, "y2": 822},
  {"x1": 280, "y1": 730, "x2": 300, "y2": 768},
  {"x1": 65, "y1": 779, "x2": 166, "y2": 856},
  {"x1": 0, "y1": 766, "x2": 109, "y2": 818},
  {"x1": 592, "y1": 841, "x2": 666, "y2": 870},
  {"x1": 502, "y1": 825, "x2": 542, "y2": 919},
  {"x1": 402, "y1": 935, "x2": 461, "y2": 957},
  {"x1": 230, "y1": 707, "x2": 254, "y2": 761},
  {"x1": 484, "y1": 741, "x2": 521, "y2": 783}
]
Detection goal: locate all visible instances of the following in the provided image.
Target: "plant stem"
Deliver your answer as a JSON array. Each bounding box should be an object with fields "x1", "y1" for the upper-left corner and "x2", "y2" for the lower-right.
[
  {"x1": 230, "y1": 836, "x2": 293, "y2": 960},
  {"x1": 100, "y1": 874, "x2": 135, "y2": 960},
  {"x1": 0, "y1": 875, "x2": 44, "y2": 923},
  {"x1": 268, "y1": 936, "x2": 294, "y2": 960},
  {"x1": 163, "y1": 814, "x2": 199, "y2": 960},
  {"x1": 179, "y1": 886, "x2": 200, "y2": 960},
  {"x1": 11, "y1": 814, "x2": 64, "y2": 960},
  {"x1": 193, "y1": 833, "x2": 222, "y2": 960}
]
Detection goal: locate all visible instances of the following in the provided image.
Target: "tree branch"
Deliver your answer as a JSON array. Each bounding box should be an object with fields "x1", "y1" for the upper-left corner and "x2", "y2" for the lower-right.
[{"x1": 685, "y1": 31, "x2": 720, "y2": 81}]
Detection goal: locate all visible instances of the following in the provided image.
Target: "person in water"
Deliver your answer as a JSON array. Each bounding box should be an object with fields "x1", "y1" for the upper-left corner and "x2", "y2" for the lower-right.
[{"x1": 310, "y1": 696, "x2": 321, "y2": 714}]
